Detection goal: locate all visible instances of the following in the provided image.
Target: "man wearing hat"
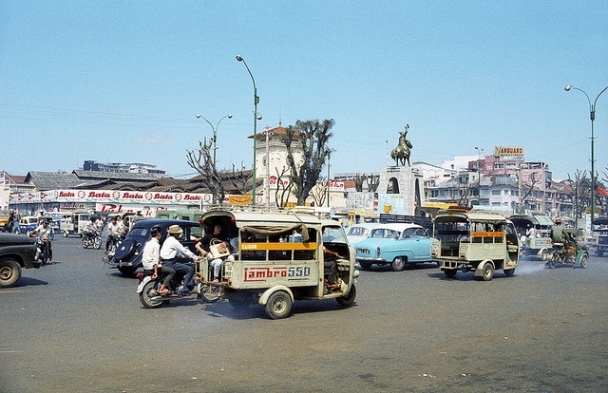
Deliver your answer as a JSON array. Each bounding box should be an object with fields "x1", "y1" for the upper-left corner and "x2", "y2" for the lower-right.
[
  {"x1": 159, "y1": 225, "x2": 198, "y2": 295},
  {"x1": 550, "y1": 218, "x2": 569, "y2": 246}
]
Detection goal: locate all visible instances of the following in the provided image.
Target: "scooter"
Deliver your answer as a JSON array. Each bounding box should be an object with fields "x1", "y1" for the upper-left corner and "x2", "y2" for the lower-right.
[
  {"x1": 137, "y1": 266, "x2": 222, "y2": 308},
  {"x1": 34, "y1": 237, "x2": 50, "y2": 265},
  {"x1": 82, "y1": 231, "x2": 102, "y2": 249}
]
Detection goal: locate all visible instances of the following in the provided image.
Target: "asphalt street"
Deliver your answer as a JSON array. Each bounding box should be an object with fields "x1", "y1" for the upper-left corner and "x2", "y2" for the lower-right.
[{"x1": 1, "y1": 235, "x2": 607, "y2": 393}]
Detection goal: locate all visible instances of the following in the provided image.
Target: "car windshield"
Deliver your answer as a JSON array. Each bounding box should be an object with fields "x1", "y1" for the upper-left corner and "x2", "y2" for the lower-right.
[
  {"x1": 322, "y1": 226, "x2": 347, "y2": 243},
  {"x1": 348, "y1": 227, "x2": 369, "y2": 236},
  {"x1": 370, "y1": 228, "x2": 400, "y2": 239}
]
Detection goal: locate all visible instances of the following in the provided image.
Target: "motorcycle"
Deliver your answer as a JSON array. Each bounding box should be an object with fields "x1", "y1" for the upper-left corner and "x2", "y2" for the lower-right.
[
  {"x1": 82, "y1": 231, "x2": 102, "y2": 249},
  {"x1": 33, "y1": 237, "x2": 50, "y2": 265},
  {"x1": 137, "y1": 262, "x2": 222, "y2": 308},
  {"x1": 546, "y1": 242, "x2": 589, "y2": 269},
  {"x1": 106, "y1": 236, "x2": 123, "y2": 260}
]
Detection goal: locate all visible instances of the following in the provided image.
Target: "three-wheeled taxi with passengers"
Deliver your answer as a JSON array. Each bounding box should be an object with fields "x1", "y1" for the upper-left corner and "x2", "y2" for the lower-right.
[
  {"x1": 195, "y1": 206, "x2": 359, "y2": 319},
  {"x1": 431, "y1": 209, "x2": 520, "y2": 281},
  {"x1": 508, "y1": 213, "x2": 554, "y2": 259}
]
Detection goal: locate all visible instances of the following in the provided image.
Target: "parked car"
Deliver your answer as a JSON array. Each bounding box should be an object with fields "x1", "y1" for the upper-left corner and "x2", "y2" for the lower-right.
[
  {"x1": 346, "y1": 223, "x2": 377, "y2": 246},
  {"x1": 15, "y1": 216, "x2": 40, "y2": 235},
  {"x1": 0, "y1": 233, "x2": 38, "y2": 288},
  {"x1": 0, "y1": 210, "x2": 11, "y2": 232},
  {"x1": 106, "y1": 219, "x2": 202, "y2": 276},
  {"x1": 355, "y1": 223, "x2": 435, "y2": 271}
]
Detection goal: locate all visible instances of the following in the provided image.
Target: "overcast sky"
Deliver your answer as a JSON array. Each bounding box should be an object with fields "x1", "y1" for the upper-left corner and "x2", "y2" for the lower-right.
[{"x1": 2, "y1": 1, "x2": 607, "y2": 181}]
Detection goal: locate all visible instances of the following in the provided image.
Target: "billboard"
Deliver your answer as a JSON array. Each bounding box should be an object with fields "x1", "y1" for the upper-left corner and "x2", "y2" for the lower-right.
[{"x1": 494, "y1": 146, "x2": 524, "y2": 157}]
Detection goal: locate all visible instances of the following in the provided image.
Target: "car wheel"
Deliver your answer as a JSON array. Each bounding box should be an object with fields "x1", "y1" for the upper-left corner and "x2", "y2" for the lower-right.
[
  {"x1": 504, "y1": 268, "x2": 515, "y2": 277},
  {"x1": 118, "y1": 266, "x2": 137, "y2": 276},
  {"x1": 443, "y1": 269, "x2": 457, "y2": 278},
  {"x1": 359, "y1": 262, "x2": 372, "y2": 270},
  {"x1": 477, "y1": 262, "x2": 494, "y2": 281},
  {"x1": 392, "y1": 257, "x2": 406, "y2": 272},
  {"x1": 336, "y1": 284, "x2": 356, "y2": 307},
  {"x1": 579, "y1": 254, "x2": 589, "y2": 269},
  {"x1": 265, "y1": 290, "x2": 292, "y2": 320},
  {"x1": 0, "y1": 258, "x2": 22, "y2": 288}
]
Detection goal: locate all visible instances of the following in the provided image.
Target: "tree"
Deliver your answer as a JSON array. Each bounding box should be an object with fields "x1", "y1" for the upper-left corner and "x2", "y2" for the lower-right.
[
  {"x1": 186, "y1": 140, "x2": 250, "y2": 204},
  {"x1": 273, "y1": 166, "x2": 295, "y2": 207},
  {"x1": 186, "y1": 139, "x2": 225, "y2": 204},
  {"x1": 283, "y1": 119, "x2": 334, "y2": 205}
]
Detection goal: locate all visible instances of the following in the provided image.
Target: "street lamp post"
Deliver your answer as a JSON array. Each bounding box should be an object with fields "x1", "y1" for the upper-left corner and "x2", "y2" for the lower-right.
[
  {"x1": 196, "y1": 113, "x2": 232, "y2": 167},
  {"x1": 474, "y1": 146, "x2": 483, "y2": 206},
  {"x1": 236, "y1": 55, "x2": 260, "y2": 205},
  {"x1": 326, "y1": 152, "x2": 331, "y2": 207},
  {"x1": 565, "y1": 84, "x2": 608, "y2": 224}
]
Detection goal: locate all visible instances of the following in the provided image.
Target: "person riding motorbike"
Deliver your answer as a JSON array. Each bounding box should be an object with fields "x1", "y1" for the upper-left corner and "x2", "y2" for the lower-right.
[
  {"x1": 105, "y1": 215, "x2": 123, "y2": 256},
  {"x1": 159, "y1": 225, "x2": 198, "y2": 295},
  {"x1": 141, "y1": 226, "x2": 174, "y2": 296},
  {"x1": 83, "y1": 217, "x2": 99, "y2": 243},
  {"x1": 30, "y1": 218, "x2": 54, "y2": 264}
]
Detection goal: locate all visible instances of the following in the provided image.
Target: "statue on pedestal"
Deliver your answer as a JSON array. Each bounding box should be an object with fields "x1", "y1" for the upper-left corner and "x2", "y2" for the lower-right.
[{"x1": 390, "y1": 124, "x2": 413, "y2": 166}]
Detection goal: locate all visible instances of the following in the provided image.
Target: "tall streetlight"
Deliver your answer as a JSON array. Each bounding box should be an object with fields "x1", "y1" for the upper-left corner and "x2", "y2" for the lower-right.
[
  {"x1": 474, "y1": 146, "x2": 483, "y2": 206},
  {"x1": 326, "y1": 152, "x2": 331, "y2": 207},
  {"x1": 236, "y1": 54, "x2": 260, "y2": 204},
  {"x1": 565, "y1": 84, "x2": 608, "y2": 224},
  {"x1": 196, "y1": 113, "x2": 232, "y2": 167}
]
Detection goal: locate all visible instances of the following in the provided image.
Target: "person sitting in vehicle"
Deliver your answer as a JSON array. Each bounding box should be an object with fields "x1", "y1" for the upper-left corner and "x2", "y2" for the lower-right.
[
  {"x1": 196, "y1": 223, "x2": 235, "y2": 282},
  {"x1": 551, "y1": 218, "x2": 570, "y2": 247},
  {"x1": 160, "y1": 225, "x2": 198, "y2": 295},
  {"x1": 323, "y1": 246, "x2": 343, "y2": 291},
  {"x1": 30, "y1": 218, "x2": 54, "y2": 265},
  {"x1": 83, "y1": 217, "x2": 99, "y2": 242},
  {"x1": 141, "y1": 226, "x2": 174, "y2": 296}
]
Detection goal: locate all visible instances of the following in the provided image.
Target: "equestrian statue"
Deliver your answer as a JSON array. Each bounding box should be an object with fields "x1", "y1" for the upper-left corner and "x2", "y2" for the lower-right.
[{"x1": 391, "y1": 124, "x2": 413, "y2": 166}]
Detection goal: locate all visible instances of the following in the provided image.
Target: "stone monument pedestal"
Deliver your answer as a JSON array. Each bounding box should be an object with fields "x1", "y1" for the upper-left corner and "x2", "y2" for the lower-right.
[{"x1": 378, "y1": 166, "x2": 423, "y2": 216}]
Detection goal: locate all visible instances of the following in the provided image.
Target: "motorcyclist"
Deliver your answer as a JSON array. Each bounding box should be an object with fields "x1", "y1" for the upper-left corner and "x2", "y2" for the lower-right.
[
  {"x1": 83, "y1": 216, "x2": 99, "y2": 243},
  {"x1": 105, "y1": 215, "x2": 122, "y2": 256},
  {"x1": 30, "y1": 218, "x2": 54, "y2": 264},
  {"x1": 141, "y1": 226, "x2": 174, "y2": 296},
  {"x1": 159, "y1": 225, "x2": 198, "y2": 295}
]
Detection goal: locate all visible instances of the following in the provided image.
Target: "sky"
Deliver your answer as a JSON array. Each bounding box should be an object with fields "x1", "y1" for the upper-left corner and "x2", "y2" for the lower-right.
[{"x1": 1, "y1": 0, "x2": 607, "y2": 182}]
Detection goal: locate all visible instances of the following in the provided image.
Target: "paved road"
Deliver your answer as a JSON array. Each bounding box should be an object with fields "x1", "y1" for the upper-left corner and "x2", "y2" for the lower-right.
[{"x1": 1, "y1": 236, "x2": 607, "y2": 392}]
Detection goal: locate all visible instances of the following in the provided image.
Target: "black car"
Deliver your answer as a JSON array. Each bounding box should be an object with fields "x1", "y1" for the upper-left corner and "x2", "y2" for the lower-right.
[
  {"x1": 0, "y1": 233, "x2": 38, "y2": 288},
  {"x1": 106, "y1": 219, "x2": 202, "y2": 276}
]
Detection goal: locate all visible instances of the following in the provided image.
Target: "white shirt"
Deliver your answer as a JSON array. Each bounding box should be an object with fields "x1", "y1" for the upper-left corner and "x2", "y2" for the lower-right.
[
  {"x1": 34, "y1": 224, "x2": 53, "y2": 240},
  {"x1": 107, "y1": 222, "x2": 121, "y2": 236},
  {"x1": 160, "y1": 235, "x2": 196, "y2": 261},
  {"x1": 141, "y1": 237, "x2": 161, "y2": 270}
]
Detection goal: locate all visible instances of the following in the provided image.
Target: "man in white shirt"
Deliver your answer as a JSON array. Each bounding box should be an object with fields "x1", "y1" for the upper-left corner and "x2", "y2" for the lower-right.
[
  {"x1": 160, "y1": 225, "x2": 197, "y2": 295},
  {"x1": 30, "y1": 218, "x2": 54, "y2": 264},
  {"x1": 141, "y1": 226, "x2": 174, "y2": 296}
]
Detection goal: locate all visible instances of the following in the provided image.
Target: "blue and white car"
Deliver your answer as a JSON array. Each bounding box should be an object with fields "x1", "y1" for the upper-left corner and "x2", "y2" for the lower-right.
[
  {"x1": 346, "y1": 223, "x2": 378, "y2": 246},
  {"x1": 355, "y1": 223, "x2": 435, "y2": 271}
]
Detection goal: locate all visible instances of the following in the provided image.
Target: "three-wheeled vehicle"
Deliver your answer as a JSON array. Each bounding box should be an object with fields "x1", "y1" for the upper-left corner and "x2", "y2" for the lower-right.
[
  {"x1": 60, "y1": 210, "x2": 91, "y2": 237},
  {"x1": 195, "y1": 206, "x2": 359, "y2": 319},
  {"x1": 590, "y1": 217, "x2": 608, "y2": 257},
  {"x1": 508, "y1": 214, "x2": 554, "y2": 260},
  {"x1": 431, "y1": 209, "x2": 520, "y2": 281},
  {"x1": 547, "y1": 228, "x2": 589, "y2": 268}
]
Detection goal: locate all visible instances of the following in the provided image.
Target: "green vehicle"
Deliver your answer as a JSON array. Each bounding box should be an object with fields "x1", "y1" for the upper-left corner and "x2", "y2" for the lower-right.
[
  {"x1": 155, "y1": 209, "x2": 204, "y2": 223},
  {"x1": 547, "y1": 228, "x2": 589, "y2": 269}
]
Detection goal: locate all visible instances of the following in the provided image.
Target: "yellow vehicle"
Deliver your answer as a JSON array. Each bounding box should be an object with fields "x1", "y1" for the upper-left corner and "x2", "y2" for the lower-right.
[
  {"x1": 0, "y1": 210, "x2": 11, "y2": 232},
  {"x1": 431, "y1": 209, "x2": 520, "y2": 281},
  {"x1": 195, "y1": 206, "x2": 359, "y2": 319}
]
